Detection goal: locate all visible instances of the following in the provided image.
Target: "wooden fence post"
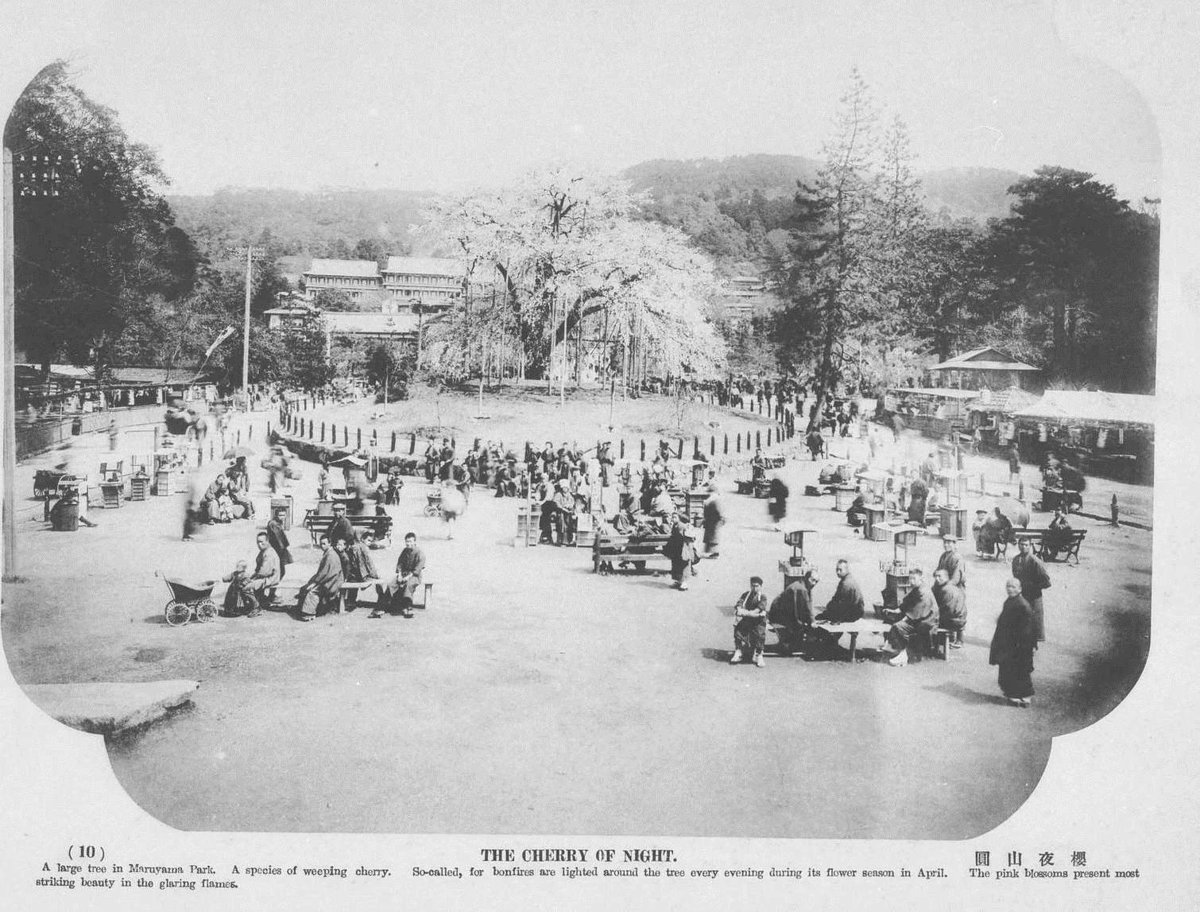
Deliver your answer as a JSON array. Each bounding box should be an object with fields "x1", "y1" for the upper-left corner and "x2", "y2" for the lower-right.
[
  {"x1": 724, "y1": 434, "x2": 729, "y2": 455},
  {"x1": 710, "y1": 435, "x2": 715, "y2": 456},
  {"x1": 640, "y1": 440, "x2": 646, "y2": 461},
  {"x1": 677, "y1": 439, "x2": 684, "y2": 459},
  {"x1": 410, "y1": 433, "x2": 416, "y2": 455},
  {"x1": 356, "y1": 427, "x2": 362, "y2": 449},
  {"x1": 391, "y1": 431, "x2": 397, "y2": 453}
]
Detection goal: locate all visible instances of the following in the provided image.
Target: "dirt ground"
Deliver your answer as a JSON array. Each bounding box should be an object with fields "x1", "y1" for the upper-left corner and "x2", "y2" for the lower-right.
[{"x1": 1, "y1": 401, "x2": 1151, "y2": 839}]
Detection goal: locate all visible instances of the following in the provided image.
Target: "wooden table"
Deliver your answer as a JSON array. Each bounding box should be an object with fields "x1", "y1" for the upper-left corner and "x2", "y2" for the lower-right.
[{"x1": 813, "y1": 618, "x2": 891, "y2": 662}]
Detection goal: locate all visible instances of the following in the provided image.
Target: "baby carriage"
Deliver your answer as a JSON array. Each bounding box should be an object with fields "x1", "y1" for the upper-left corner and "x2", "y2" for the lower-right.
[
  {"x1": 423, "y1": 488, "x2": 443, "y2": 518},
  {"x1": 159, "y1": 573, "x2": 219, "y2": 626}
]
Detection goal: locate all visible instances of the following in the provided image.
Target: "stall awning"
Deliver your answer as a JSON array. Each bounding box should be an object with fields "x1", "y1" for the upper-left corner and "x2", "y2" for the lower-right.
[
  {"x1": 1011, "y1": 390, "x2": 1155, "y2": 428},
  {"x1": 967, "y1": 387, "x2": 1041, "y2": 414}
]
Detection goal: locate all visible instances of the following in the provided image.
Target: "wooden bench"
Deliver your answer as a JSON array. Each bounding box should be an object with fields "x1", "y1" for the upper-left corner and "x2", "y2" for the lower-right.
[
  {"x1": 593, "y1": 533, "x2": 671, "y2": 574},
  {"x1": 1013, "y1": 528, "x2": 1087, "y2": 564},
  {"x1": 811, "y1": 618, "x2": 891, "y2": 662},
  {"x1": 302, "y1": 510, "x2": 393, "y2": 546}
]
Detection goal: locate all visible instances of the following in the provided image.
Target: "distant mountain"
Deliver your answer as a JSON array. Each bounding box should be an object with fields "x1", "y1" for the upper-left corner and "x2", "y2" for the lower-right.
[
  {"x1": 166, "y1": 187, "x2": 434, "y2": 261},
  {"x1": 163, "y1": 160, "x2": 1023, "y2": 275},
  {"x1": 624, "y1": 155, "x2": 1021, "y2": 223},
  {"x1": 921, "y1": 167, "x2": 1022, "y2": 223},
  {"x1": 623, "y1": 154, "x2": 818, "y2": 201}
]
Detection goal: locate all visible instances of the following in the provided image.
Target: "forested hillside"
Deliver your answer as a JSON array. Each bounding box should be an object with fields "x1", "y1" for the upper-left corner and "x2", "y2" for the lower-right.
[
  {"x1": 167, "y1": 187, "x2": 433, "y2": 262},
  {"x1": 621, "y1": 154, "x2": 1020, "y2": 269}
]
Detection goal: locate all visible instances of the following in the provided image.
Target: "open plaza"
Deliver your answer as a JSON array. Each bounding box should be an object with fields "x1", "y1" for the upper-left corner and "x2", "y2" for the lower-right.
[{"x1": 2, "y1": 389, "x2": 1151, "y2": 839}]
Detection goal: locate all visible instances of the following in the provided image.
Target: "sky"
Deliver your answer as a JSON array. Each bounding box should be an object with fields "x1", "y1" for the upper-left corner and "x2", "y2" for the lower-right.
[{"x1": 4, "y1": 0, "x2": 1163, "y2": 201}]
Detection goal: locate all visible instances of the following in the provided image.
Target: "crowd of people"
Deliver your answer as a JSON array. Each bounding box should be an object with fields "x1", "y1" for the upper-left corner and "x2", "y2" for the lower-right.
[{"x1": 175, "y1": 385, "x2": 1072, "y2": 710}]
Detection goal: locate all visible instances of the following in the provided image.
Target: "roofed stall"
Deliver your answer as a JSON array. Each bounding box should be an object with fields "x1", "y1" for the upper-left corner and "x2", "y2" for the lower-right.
[{"x1": 1010, "y1": 390, "x2": 1155, "y2": 484}]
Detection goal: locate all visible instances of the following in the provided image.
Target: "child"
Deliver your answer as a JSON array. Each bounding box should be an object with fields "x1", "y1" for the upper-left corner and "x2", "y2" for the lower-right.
[{"x1": 222, "y1": 560, "x2": 260, "y2": 617}]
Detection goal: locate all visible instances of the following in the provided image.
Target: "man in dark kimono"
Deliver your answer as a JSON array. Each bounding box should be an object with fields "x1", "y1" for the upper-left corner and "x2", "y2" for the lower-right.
[
  {"x1": 907, "y1": 475, "x2": 929, "y2": 524},
  {"x1": 883, "y1": 568, "x2": 936, "y2": 667},
  {"x1": 932, "y1": 567, "x2": 967, "y2": 647},
  {"x1": 990, "y1": 578, "x2": 1035, "y2": 706},
  {"x1": 338, "y1": 535, "x2": 380, "y2": 611},
  {"x1": 767, "y1": 476, "x2": 789, "y2": 530},
  {"x1": 816, "y1": 560, "x2": 865, "y2": 623},
  {"x1": 750, "y1": 448, "x2": 767, "y2": 482},
  {"x1": 731, "y1": 576, "x2": 770, "y2": 667},
  {"x1": 769, "y1": 568, "x2": 819, "y2": 656},
  {"x1": 375, "y1": 532, "x2": 425, "y2": 619},
  {"x1": 664, "y1": 517, "x2": 697, "y2": 591},
  {"x1": 936, "y1": 536, "x2": 966, "y2": 589},
  {"x1": 702, "y1": 487, "x2": 724, "y2": 558},
  {"x1": 806, "y1": 429, "x2": 825, "y2": 461},
  {"x1": 1012, "y1": 537, "x2": 1051, "y2": 643},
  {"x1": 297, "y1": 535, "x2": 343, "y2": 621},
  {"x1": 549, "y1": 481, "x2": 577, "y2": 546},
  {"x1": 326, "y1": 502, "x2": 356, "y2": 550},
  {"x1": 266, "y1": 506, "x2": 292, "y2": 580},
  {"x1": 424, "y1": 439, "x2": 439, "y2": 483}
]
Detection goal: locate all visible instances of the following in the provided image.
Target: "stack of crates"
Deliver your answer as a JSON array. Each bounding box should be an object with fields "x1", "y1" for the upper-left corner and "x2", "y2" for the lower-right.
[{"x1": 515, "y1": 503, "x2": 541, "y2": 547}]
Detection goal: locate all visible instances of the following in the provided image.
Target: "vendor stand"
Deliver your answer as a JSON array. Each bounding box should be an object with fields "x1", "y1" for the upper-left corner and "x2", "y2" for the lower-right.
[{"x1": 879, "y1": 523, "x2": 924, "y2": 611}]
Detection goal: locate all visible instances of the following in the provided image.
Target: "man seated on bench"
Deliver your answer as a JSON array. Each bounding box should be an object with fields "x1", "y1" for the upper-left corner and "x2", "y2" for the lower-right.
[
  {"x1": 769, "y1": 568, "x2": 819, "y2": 655},
  {"x1": 932, "y1": 567, "x2": 966, "y2": 648},
  {"x1": 296, "y1": 535, "x2": 343, "y2": 622},
  {"x1": 881, "y1": 568, "x2": 936, "y2": 667},
  {"x1": 335, "y1": 535, "x2": 380, "y2": 611},
  {"x1": 326, "y1": 502, "x2": 356, "y2": 550},
  {"x1": 245, "y1": 532, "x2": 282, "y2": 611},
  {"x1": 812, "y1": 559, "x2": 866, "y2": 655},
  {"x1": 816, "y1": 560, "x2": 865, "y2": 622},
  {"x1": 1043, "y1": 509, "x2": 1073, "y2": 561},
  {"x1": 731, "y1": 576, "x2": 770, "y2": 668},
  {"x1": 974, "y1": 506, "x2": 1013, "y2": 559},
  {"x1": 373, "y1": 532, "x2": 424, "y2": 619}
]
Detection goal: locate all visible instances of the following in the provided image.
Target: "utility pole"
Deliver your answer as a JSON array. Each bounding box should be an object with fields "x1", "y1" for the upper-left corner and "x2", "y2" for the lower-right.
[{"x1": 232, "y1": 245, "x2": 265, "y2": 410}]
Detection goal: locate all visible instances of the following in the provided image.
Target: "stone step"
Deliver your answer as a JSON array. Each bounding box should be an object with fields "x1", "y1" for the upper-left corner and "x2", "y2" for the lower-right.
[{"x1": 23, "y1": 679, "x2": 200, "y2": 735}]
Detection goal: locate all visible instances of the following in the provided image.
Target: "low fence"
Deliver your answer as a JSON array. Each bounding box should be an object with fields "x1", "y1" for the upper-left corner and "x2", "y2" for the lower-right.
[
  {"x1": 276, "y1": 392, "x2": 797, "y2": 474},
  {"x1": 15, "y1": 405, "x2": 167, "y2": 461}
]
